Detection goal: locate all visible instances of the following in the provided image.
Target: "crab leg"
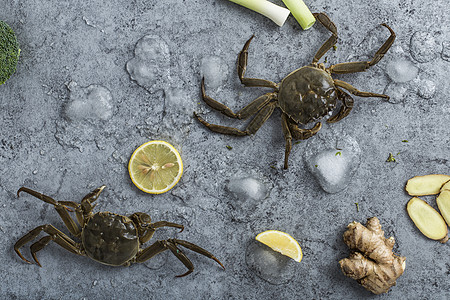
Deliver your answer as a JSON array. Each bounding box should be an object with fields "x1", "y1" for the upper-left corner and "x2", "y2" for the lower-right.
[
  {"x1": 312, "y1": 12, "x2": 338, "y2": 64},
  {"x1": 328, "y1": 24, "x2": 395, "y2": 74},
  {"x1": 194, "y1": 113, "x2": 248, "y2": 136},
  {"x1": 246, "y1": 101, "x2": 277, "y2": 134},
  {"x1": 334, "y1": 79, "x2": 388, "y2": 99},
  {"x1": 327, "y1": 88, "x2": 354, "y2": 123},
  {"x1": 81, "y1": 185, "x2": 106, "y2": 204},
  {"x1": 281, "y1": 114, "x2": 293, "y2": 170},
  {"x1": 194, "y1": 101, "x2": 277, "y2": 136},
  {"x1": 135, "y1": 239, "x2": 224, "y2": 277},
  {"x1": 77, "y1": 185, "x2": 106, "y2": 225},
  {"x1": 199, "y1": 78, "x2": 275, "y2": 119},
  {"x1": 237, "y1": 35, "x2": 279, "y2": 89},
  {"x1": 17, "y1": 187, "x2": 81, "y2": 236},
  {"x1": 14, "y1": 224, "x2": 81, "y2": 266},
  {"x1": 281, "y1": 115, "x2": 322, "y2": 169},
  {"x1": 139, "y1": 221, "x2": 185, "y2": 244}
]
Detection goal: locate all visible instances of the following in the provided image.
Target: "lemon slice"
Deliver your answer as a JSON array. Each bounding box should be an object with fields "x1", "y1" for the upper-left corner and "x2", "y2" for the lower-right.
[
  {"x1": 255, "y1": 230, "x2": 303, "y2": 262},
  {"x1": 128, "y1": 140, "x2": 183, "y2": 194}
]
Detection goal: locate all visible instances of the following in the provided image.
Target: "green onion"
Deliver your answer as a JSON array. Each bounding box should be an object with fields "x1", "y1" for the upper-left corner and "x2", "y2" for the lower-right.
[
  {"x1": 282, "y1": 0, "x2": 316, "y2": 30},
  {"x1": 228, "y1": 0, "x2": 291, "y2": 27}
]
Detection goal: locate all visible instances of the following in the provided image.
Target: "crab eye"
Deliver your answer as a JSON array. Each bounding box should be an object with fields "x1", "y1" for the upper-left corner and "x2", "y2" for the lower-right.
[{"x1": 140, "y1": 213, "x2": 151, "y2": 223}]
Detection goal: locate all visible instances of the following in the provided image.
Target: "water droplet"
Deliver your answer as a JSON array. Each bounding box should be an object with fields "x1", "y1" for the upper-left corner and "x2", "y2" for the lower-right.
[{"x1": 32, "y1": 170, "x2": 38, "y2": 175}]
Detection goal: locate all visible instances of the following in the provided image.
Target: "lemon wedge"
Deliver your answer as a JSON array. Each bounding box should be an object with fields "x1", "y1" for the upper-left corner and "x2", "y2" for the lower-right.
[
  {"x1": 128, "y1": 140, "x2": 183, "y2": 194},
  {"x1": 255, "y1": 230, "x2": 303, "y2": 262}
]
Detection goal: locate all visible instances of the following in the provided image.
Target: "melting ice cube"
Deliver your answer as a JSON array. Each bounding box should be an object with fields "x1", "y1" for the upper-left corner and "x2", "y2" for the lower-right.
[
  {"x1": 442, "y1": 41, "x2": 450, "y2": 62},
  {"x1": 384, "y1": 82, "x2": 409, "y2": 104},
  {"x1": 416, "y1": 78, "x2": 436, "y2": 99},
  {"x1": 304, "y1": 132, "x2": 361, "y2": 193},
  {"x1": 245, "y1": 239, "x2": 296, "y2": 285},
  {"x1": 126, "y1": 35, "x2": 170, "y2": 93},
  {"x1": 410, "y1": 31, "x2": 439, "y2": 63},
  {"x1": 164, "y1": 88, "x2": 194, "y2": 115},
  {"x1": 385, "y1": 58, "x2": 418, "y2": 83},
  {"x1": 65, "y1": 82, "x2": 113, "y2": 122},
  {"x1": 200, "y1": 56, "x2": 229, "y2": 90},
  {"x1": 227, "y1": 177, "x2": 267, "y2": 201}
]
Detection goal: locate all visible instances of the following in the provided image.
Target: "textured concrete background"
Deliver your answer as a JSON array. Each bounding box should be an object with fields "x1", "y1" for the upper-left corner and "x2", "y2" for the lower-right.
[{"x1": 1, "y1": 0, "x2": 449, "y2": 299}]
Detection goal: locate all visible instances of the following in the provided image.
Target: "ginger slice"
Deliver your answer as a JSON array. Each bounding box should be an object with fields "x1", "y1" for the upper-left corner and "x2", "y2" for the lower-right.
[
  {"x1": 407, "y1": 197, "x2": 448, "y2": 242},
  {"x1": 339, "y1": 217, "x2": 406, "y2": 294},
  {"x1": 437, "y1": 190, "x2": 450, "y2": 227},
  {"x1": 405, "y1": 174, "x2": 450, "y2": 196},
  {"x1": 440, "y1": 180, "x2": 450, "y2": 192}
]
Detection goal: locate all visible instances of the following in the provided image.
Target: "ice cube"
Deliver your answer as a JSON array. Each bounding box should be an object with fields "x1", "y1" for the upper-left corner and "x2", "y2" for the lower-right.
[
  {"x1": 346, "y1": 25, "x2": 389, "y2": 62},
  {"x1": 384, "y1": 82, "x2": 410, "y2": 104},
  {"x1": 245, "y1": 239, "x2": 296, "y2": 285},
  {"x1": 227, "y1": 177, "x2": 267, "y2": 201},
  {"x1": 200, "y1": 56, "x2": 229, "y2": 90},
  {"x1": 416, "y1": 78, "x2": 436, "y2": 99},
  {"x1": 126, "y1": 35, "x2": 171, "y2": 93},
  {"x1": 164, "y1": 88, "x2": 194, "y2": 115},
  {"x1": 441, "y1": 41, "x2": 450, "y2": 62},
  {"x1": 65, "y1": 83, "x2": 113, "y2": 122},
  {"x1": 410, "y1": 31, "x2": 439, "y2": 63},
  {"x1": 385, "y1": 57, "x2": 418, "y2": 83},
  {"x1": 304, "y1": 132, "x2": 361, "y2": 193}
]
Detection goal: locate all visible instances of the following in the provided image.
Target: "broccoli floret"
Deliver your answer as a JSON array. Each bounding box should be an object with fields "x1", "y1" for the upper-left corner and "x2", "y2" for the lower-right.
[{"x1": 0, "y1": 20, "x2": 20, "y2": 85}]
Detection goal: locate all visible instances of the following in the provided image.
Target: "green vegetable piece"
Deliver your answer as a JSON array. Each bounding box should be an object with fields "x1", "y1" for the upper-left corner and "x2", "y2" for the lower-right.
[
  {"x1": 228, "y1": 0, "x2": 291, "y2": 27},
  {"x1": 335, "y1": 151, "x2": 342, "y2": 156},
  {"x1": 386, "y1": 153, "x2": 396, "y2": 162},
  {"x1": 226, "y1": 145, "x2": 233, "y2": 150},
  {"x1": 0, "y1": 21, "x2": 20, "y2": 85},
  {"x1": 282, "y1": 0, "x2": 316, "y2": 30}
]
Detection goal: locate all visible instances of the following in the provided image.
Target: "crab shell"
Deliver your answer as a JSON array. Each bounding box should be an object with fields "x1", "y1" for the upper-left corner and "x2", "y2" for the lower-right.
[
  {"x1": 278, "y1": 66, "x2": 337, "y2": 125},
  {"x1": 81, "y1": 212, "x2": 139, "y2": 266}
]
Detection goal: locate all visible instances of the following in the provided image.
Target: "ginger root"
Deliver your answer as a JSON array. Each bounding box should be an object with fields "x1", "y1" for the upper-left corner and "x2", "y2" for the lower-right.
[{"x1": 339, "y1": 217, "x2": 406, "y2": 294}]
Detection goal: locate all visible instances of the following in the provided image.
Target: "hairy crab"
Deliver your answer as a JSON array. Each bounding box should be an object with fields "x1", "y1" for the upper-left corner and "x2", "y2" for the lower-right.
[
  {"x1": 14, "y1": 186, "x2": 224, "y2": 277},
  {"x1": 194, "y1": 13, "x2": 395, "y2": 169}
]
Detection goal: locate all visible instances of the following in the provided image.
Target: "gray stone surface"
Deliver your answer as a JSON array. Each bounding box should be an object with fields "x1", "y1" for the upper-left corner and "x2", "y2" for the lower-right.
[{"x1": 1, "y1": 0, "x2": 449, "y2": 299}]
